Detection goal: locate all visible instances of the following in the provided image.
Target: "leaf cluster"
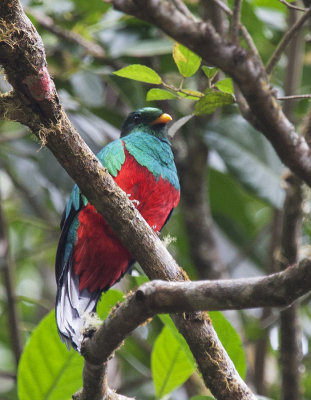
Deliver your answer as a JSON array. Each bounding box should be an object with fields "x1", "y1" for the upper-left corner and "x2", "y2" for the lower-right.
[{"x1": 113, "y1": 43, "x2": 235, "y2": 116}]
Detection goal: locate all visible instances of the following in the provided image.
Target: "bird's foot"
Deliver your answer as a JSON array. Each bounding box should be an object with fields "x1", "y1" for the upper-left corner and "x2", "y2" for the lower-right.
[{"x1": 132, "y1": 199, "x2": 140, "y2": 206}]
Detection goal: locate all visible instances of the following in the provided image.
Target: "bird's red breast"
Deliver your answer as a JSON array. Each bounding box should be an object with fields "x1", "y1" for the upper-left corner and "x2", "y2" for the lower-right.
[{"x1": 73, "y1": 148, "x2": 180, "y2": 292}]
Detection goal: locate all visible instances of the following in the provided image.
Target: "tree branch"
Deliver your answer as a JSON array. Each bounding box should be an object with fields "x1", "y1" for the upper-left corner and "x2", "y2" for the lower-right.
[
  {"x1": 302, "y1": 107, "x2": 311, "y2": 146},
  {"x1": 79, "y1": 259, "x2": 311, "y2": 399},
  {"x1": 254, "y1": 210, "x2": 282, "y2": 395},
  {"x1": 279, "y1": 0, "x2": 308, "y2": 12},
  {"x1": 26, "y1": 8, "x2": 107, "y2": 61},
  {"x1": 279, "y1": 173, "x2": 303, "y2": 400},
  {"x1": 276, "y1": 14, "x2": 304, "y2": 394},
  {"x1": 278, "y1": 94, "x2": 311, "y2": 100},
  {"x1": 110, "y1": 0, "x2": 311, "y2": 189},
  {"x1": 0, "y1": 196, "x2": 22, "y2": 367},
  {"x1": 73, "y1": 362, "x2": 135, "y2": 400},
  {"x1": 231, "y1": 0, "x2": 243, "y2": 44},
  {"x1": 102, "y1": 260, "x2": 311, "y2": 327},
  {"x1": 266, "y1": 7, "x2": 311, "y2": 75},
  {"x1": 209, "y1": 0, "x2": 261, "y2": 58},
  {"x1": 171, "y1": 0, "x2": 195, "y2": 21}
]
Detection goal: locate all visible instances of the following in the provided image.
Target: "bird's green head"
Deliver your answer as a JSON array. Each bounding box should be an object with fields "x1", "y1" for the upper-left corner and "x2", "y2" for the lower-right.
[{"x1": 120, "y1": 107, "x2": 172, "y2": 140}]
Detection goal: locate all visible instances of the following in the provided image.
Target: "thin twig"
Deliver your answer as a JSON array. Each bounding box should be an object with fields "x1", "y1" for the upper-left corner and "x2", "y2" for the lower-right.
[
  {"x1": 0, "y1": 195, "x2": 22, "y2": 367},
  {"x1": 279, "y1": 0, "x2": 308, "y2": 12},
  {"x1": 26, "y1": 8, "x2": 107, "y2": 61},
  {"x1": 282, "y1": 7, "x2": 305, "y2": 119},
  {"x1": 231, "y1": 0, "x2": 243, "y2": 43},
  {"x1": 266, "y1": 8, "x2": 311, "y2": 75},
  {"x1": 171, "y1": 0, "x2": 195, "y2": 20},
  {"x1": 278, "y1": 94, "x2": 311, "y2": 100},
  {"x1": 210, "y1": 0, "x2": 233, "y2": 16}
]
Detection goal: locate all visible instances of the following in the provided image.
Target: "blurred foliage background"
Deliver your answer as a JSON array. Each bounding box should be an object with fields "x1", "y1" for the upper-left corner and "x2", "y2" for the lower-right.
[{"x1": 0, "y1": 0, "x2": 311, "y2": 399}]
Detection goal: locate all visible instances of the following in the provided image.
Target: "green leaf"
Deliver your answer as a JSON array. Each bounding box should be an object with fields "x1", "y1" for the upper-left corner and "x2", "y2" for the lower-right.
[
  {"x1": 18, "y1": 311, "x2": 83, "y2": 400},
  {"x1": 151, "y1": 326, "x2": 196, "y2": 398},
  {"x1": 173, "y1": 43, "x2": 201, "y2": 77},
  {"x1": 209, "y1": 169, "x2": 270, "y2": 257},
  {"x1": 194, "y1": 89, "x2": 234, "y2": 115},
  {"x1": 113, "y1": 64, "x2": 162, "y2": 84},
  {"x1": 146, "y1": 88, "x2": 177, "y2": 101},
  {"x1": 202, "y1": 66, "x2": 219, "y2": 79},
  {"x1": 190, "y1": 396, "x2": 215, "y2": 400},
  {"x1": 96, "y1": 289, "x2": 124, "y2": 320},
  {"x1": 133, "y1": 274, "x2": 149, "y2": 286},
  {"x1": 159, "y1": 312, "x2": 246, "y2": 381},
  {"x1": 209, "y1": 312, "x2": 246, "y2": 379},
  {"x1": 215, "y1": 78, "x2": 234, "y2": 94},
  {"x1": 204, "y1": 116, "x2": 285, "y2": 208},
  {"x1": 158, "y1": 314, "x2": 195, "y2": 365}
]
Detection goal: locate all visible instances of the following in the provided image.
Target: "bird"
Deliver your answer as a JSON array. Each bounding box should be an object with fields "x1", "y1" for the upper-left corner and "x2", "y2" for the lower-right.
[{"x1": 55, "y1": 107, "x2": 180, "y2": 351}]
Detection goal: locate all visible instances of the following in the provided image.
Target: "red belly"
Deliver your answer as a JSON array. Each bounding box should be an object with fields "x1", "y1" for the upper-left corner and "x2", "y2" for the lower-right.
[{"x1": 73, "y1": 150, "x2": 180, "y2": 292}]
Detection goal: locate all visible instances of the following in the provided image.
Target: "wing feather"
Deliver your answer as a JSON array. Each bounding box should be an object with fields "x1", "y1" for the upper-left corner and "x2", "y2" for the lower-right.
[{"x1": 55, "y1": 139, "x2": 126, "y2": 350}]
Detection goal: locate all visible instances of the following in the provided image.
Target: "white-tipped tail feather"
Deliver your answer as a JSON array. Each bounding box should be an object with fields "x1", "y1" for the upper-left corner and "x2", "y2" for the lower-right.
[{"x1": 56, "y1": 267, "x2": 101, "y2": 351}]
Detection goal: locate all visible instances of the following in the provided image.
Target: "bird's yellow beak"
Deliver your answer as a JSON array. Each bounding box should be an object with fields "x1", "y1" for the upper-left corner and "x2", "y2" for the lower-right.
[{"x1": 150, "y1": 113, "x2": 172, "y2": 125}]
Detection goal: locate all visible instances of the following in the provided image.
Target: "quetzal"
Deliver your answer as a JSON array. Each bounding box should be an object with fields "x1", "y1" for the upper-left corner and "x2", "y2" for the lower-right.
[{"x1": 55, "y1": 107, "x2": 180, "y2": 350}]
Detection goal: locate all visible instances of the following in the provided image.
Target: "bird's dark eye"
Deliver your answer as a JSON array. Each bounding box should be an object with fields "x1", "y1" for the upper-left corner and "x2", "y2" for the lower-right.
[{"x1": 133, "y1": 114, "x2": 141, "y2": 123}]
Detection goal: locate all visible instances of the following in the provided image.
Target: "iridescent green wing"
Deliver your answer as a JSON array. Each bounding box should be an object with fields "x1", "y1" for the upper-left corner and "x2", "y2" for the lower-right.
[{"x1": 63, "y1": 139, "x2": 125, "y2": 220}]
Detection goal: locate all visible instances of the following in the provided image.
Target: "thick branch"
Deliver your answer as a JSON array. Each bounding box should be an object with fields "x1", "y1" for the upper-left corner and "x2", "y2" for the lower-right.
[
  {"x1": 80, "y1": 258, "x2": 311, "y2": 399},
  {"x1": 279, "y1": 173, "x2": 303, "y2": 400},
  {"x1": 0, "y1": 3, "x2": 60, "y2": 120},
  {"x1": 82, "y1": 258, "x2": 311, "y2": 364},
  {"x1": 73, "y1": 362, "x2": 135, "y2": 400},
  {"x1": 110, "y1": 0, "x2": 311, "y2": 188},
  {"x1": 254, "y1": 210, "x2": 282, "y2": 394}
]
